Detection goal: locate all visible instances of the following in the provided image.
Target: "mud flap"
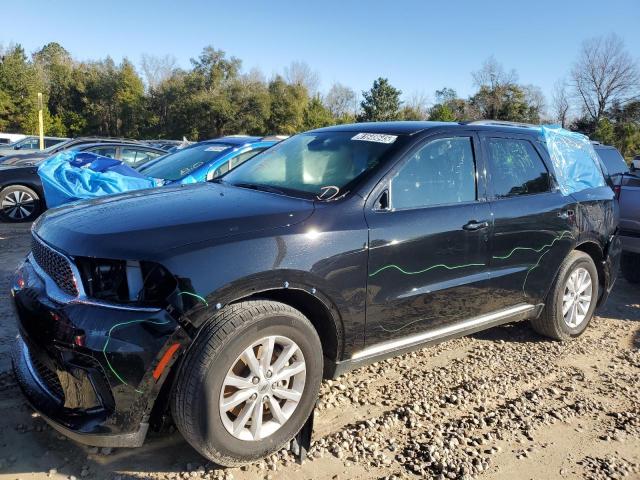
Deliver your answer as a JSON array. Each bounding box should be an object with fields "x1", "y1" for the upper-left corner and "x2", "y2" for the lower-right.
[{"x1": 291, "y1": 401, "x2": 316, "y2": 464}]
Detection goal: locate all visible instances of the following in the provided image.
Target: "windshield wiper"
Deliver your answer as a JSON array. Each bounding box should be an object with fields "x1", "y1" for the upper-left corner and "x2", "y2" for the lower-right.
[{"x1": 232, "y1": 182, "x2": 286, "y2": 195}]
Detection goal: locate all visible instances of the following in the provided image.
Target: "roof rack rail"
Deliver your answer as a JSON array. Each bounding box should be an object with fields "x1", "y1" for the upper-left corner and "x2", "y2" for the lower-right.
[{"x1": 462, "y1": 120, "x2": 540, "y2": 129}]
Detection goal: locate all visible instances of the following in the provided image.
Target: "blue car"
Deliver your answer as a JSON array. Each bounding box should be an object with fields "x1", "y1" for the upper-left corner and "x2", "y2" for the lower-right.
[{"x1": 138, "y1": 135, "x2": 284, "y2": 184}]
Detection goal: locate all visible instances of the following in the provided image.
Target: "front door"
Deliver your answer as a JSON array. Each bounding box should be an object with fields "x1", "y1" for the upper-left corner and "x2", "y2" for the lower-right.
[{"x1": 364, "y1": 133, "x2": 494, "y2": 347}]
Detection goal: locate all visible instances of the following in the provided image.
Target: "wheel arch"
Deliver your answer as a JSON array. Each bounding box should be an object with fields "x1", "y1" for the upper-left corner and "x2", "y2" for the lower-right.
[
  {"x1": 239, "y1": 288, "x2": 343, "y2": 376},
  {"x1": 574, "y1": 240, "x2": 605, "y2": 290}
]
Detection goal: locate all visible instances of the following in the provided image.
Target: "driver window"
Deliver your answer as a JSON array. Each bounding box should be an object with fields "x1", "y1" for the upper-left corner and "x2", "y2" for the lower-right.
[{"x1": 390, "y1": 137, "x2": 476, "y2": 210}]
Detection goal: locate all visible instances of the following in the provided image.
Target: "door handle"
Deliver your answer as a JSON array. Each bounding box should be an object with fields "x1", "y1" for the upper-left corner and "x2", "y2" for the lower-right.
[{"x1": 463, "y1": 220, "x2": 489, "y2": 231}]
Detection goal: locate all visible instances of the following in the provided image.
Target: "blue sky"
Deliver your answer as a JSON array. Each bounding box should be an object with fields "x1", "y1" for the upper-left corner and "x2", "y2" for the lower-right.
[{"x1": 2, "y1": 0, "x2": 639, "y2": 108}]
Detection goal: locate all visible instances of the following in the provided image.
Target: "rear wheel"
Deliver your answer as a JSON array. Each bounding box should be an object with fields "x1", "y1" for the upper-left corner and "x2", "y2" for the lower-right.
[
  {"x1": 0, "y1": 185, "x2": 42, "y2": 222},
  {"x1": 531, "y1": 250, "x2": 598, "y2": 341},
  {"x1": 171, "y1": 300, "x2": 323, "y2": 466},
  {"x1": 621, "y1": 252, "x2": 640, "y2": 284}
]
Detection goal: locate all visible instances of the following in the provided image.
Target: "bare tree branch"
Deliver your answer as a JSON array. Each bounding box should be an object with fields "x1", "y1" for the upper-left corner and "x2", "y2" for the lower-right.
[
  {"x1": 570, "y1": 33, "x2": 640, "y2": 122},
  {"x1": 551, "y1": 79, "x2": 571, "y2": 127}
]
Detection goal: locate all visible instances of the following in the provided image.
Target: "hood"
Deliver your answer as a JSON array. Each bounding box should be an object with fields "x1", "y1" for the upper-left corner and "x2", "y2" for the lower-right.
[
  {"x1": 34, "y1": 182, "x2": 314, "y2": 259},
  {"x1": 0, "y1": 152, "x2": 47, "y2": 166}
]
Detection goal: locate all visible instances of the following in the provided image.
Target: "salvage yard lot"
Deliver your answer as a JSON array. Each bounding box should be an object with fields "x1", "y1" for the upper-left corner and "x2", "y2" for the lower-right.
[{"x1": 0, "y1": 222, "x2": 638, "y2": 480}]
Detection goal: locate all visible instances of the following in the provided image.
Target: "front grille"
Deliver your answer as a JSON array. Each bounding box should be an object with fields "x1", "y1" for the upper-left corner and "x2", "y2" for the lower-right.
[
  {"x1": 29, "y1": 353, "x2": 65, "y2": 401},
  {"x1": 31, "y1": 234, "x2": 79, "y2": 296}
]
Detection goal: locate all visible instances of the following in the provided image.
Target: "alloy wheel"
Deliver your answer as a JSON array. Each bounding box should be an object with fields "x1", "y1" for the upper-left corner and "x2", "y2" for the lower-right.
[
  {"x1": 1, "y1": 190, "x2": 36, "y2": 220},
  {"x1": 562, "y1": 267, "x2": 592, "y2": 328},
  {"x1": 219, "y1": 335, "x2": 306, "y2": 441}
]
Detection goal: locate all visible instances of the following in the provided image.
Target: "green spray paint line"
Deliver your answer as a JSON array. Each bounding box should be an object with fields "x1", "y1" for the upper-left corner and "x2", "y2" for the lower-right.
[
  {"x1": 177, "y1": 291, "x2": 209, "y2": 306},
  {"x1": 368, "y1": 230, "x2": 574, "y2": 296},
  {"x1": 492, "y1": 231, "x2": 573, "y2": 260},
  {"x1": 103, "y1": 319, "x2": 171, "y2": 394},
  {"x1": 369, "y1": 262, "x2": 485, "y2": 277},
  {"x1": 522, "y1": 248, "x2": 553, "y2": 294}
]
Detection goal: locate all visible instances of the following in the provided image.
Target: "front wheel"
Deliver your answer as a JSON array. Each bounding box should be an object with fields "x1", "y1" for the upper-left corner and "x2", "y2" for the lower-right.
[
  {"x1": 531, "y1": 250, "x2": 598, "y2": 341},
  {"x1": 171, "y1": 300, "x2": 323, "y2": 467}
]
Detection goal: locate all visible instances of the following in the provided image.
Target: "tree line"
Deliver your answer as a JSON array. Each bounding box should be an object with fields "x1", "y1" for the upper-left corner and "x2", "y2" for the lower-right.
[{"x1": 0, "y1": 34, "x2": 638, "y2": 158}]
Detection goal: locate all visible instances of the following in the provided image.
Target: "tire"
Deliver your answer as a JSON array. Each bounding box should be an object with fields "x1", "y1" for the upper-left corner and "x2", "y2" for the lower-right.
[
  {"x1": 0, "y1": 185, "x2": 42, "y2": 222},
  {"x1": 531, "y1": 250, "x2": 598, "y2": 341},
  {"x1": 171, "y1": 300, "x2": 323, "y2": 467},
  {"x1": 621, "y1": 252, "x2": 640, "y2": 284}
]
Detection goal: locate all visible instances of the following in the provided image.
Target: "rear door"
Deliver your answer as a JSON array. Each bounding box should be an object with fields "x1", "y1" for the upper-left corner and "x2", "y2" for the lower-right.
[
  {"x1": 480, "y1": 132, "x2": 575, "y2": 308},
  {"x1": 364, "y1": 132, "x2": 494, "y2": 345}
]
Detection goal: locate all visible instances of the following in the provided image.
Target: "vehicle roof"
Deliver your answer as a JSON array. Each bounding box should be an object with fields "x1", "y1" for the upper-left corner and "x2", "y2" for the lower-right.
[
  {"x1": 202, "y1": 136, "x2": 279, "y2": 146},
  {"x1": 310, "y1": 121, "x2": 543, "y2": 136},
  {"x1": 204, "y1": 136, "x2": 261, "y2": 145},
  {"x1": 74, "y1": 142, "x2": 166, "y2": 152}
]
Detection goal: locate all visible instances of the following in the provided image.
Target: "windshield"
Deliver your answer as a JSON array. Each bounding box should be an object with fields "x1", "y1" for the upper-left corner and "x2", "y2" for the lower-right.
[
  {"x1": 139, "y1": 142, "x2": 232, "y2": 180},
  {"x1": 223, "y1": 132, "x2": 401, "y2": 198},
  {"x1": 595, "y1": 147, "x2": 629, "y2": 176},
  {"x1": 11, "y1": 137, "x2": 36, "y2": 148}
]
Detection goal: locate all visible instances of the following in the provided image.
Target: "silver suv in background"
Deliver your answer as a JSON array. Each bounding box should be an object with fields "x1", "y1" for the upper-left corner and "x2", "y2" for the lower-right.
[{"x1": 618, "y1": 172, "x2": 640, "y2": 283}]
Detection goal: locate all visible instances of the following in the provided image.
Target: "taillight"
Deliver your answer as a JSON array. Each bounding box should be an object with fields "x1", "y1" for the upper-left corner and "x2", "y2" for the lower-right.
[{"x1": 613, "y1": 185, "x2": 621, "y2": 199}]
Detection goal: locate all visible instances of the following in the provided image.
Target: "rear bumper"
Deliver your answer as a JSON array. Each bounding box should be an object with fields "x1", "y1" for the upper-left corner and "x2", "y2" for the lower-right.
[{"x1": 598, "y1": 233, "x2": 623, "y2": 307}]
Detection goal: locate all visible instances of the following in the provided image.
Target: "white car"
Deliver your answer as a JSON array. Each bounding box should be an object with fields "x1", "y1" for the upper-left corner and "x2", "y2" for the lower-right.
[{"x1": 0, "y1": 133, "x2": 26, "y2": 145}]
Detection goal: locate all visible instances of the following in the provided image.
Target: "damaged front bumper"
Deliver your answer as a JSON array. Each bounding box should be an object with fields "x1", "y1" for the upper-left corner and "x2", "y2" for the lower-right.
[{"x1": 10, "y1": 260, "x2": 188, "y2": 447}]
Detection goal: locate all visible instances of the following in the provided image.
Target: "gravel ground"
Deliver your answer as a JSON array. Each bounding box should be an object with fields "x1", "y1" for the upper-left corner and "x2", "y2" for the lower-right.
[{"x1": 0, "y1": 221, "x2": 638, "y2": 480}]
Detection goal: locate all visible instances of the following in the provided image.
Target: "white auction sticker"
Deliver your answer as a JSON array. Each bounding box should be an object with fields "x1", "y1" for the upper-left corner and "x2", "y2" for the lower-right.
[
  {"x1": 351, "y1": 133, "x2": 397, "y2": 144},
  {"x1": 205, "y1": 145, "x2": 228, "y2": 152}
]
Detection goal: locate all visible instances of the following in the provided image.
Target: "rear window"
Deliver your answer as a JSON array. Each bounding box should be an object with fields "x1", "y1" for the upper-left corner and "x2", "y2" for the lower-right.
[{"x1": 595, "y1": 147, "x2": 629, "y2": 176}]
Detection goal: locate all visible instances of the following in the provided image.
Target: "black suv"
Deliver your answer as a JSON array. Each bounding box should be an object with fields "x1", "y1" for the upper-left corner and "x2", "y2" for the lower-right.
[{"x1": 11, "y1": 121, "x2": 621, "y2": 466}]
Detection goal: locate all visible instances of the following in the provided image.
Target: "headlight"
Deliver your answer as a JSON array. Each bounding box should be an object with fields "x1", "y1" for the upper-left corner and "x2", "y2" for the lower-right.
[{"x1": 76, "y1": 258, "x2": 176, "y2": 306}]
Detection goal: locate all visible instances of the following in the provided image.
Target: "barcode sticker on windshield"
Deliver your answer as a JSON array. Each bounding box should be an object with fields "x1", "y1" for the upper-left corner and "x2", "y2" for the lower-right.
[
  {"x1": 205, "y1": 145, "x2": 228, "y2": 152},
  {"x1": 351, "y1": 133, "x2": 397, "y2": 144}
]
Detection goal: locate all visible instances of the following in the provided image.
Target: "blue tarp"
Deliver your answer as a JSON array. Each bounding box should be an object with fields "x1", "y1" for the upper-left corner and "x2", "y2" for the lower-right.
[
  {"x1": 38, "y1": 151, "x2": 162, "y2": 208},
  {"x1": 540, "y1": 126, "x2": 606, "y2": 195}
]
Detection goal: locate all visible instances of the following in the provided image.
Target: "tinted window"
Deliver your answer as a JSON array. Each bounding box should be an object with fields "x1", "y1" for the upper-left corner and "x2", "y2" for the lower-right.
[
  {"x1": 121, "y1": 147, "x2": 162, "y2": 166},
  {"x1": 87, "y1": 146, "x2": 117, "y2": 158},
  {"x1": 595, "y1": 147, "x2": 629, "y2": 176},
  {"x1": 391, "y1": 137, "x2": 476, "y2": 209},
  {"x1": 486, "y1": 138, "x2": 549, "y2": 198},
  {"x1": 15, "y1": 137, "x2": 39, "y2": 149},
  {"x1": 230, "y1": 148, "x2": 264, "y2": 170},
  {"x1": 44, "y1": 138, "x2": 62, "y2": 148},
  {"x1": 139, "y1": 142, "x2": 232, "y2": 180}
]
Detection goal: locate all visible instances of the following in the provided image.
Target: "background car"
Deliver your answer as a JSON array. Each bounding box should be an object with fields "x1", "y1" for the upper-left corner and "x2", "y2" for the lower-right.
[
  {"x1": 593, "y1": 143, "x2": 629, "y2": 188},
  {"x1": 0, "y1": 133, "x2": 26, "y2": 145},
  {"x1": 0, "y1": 142, "x2": 166, "y2": 222},
  {"x1": 0, "y1": 137, "x2": 151, "y2": 166},
  {"x1": 138, "y1": 135, "x2": 284, "y2": 184},
  {"x1": 618, "y1": 170, "x2": 640, "y2": 284},
  {"x1": 0, "y1": 136, "x2": 68, "y2": 157},
  {"x1": 144, "y1": 139, "x2": 193, "y2": 151}
]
